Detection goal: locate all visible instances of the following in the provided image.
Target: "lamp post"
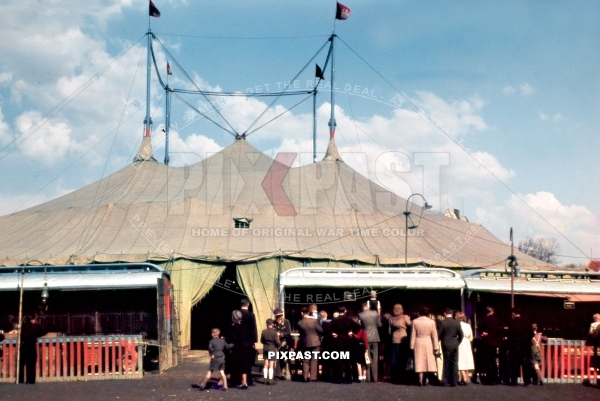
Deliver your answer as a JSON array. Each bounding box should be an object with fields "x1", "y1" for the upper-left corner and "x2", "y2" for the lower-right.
[
  {"x1": 508, "y1": 227, "x2": 520, "y2": 308},
  {"x1": 404, "y1": 193, "x2": 432, "y2": 268}
]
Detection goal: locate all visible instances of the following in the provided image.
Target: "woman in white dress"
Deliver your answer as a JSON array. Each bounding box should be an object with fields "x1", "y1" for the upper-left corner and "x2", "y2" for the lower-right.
[{"x1": 455, "y1": 312, "x2": 474, "y2": 385}]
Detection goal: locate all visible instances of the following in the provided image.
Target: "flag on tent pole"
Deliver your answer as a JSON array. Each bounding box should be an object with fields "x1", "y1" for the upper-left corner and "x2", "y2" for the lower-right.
[
  {"x1": 315, "y1": 64, "x2": 324, "y2": 80},
  {"x1": 149, "y1": 1, "x2": 161, "y2": 18},
  {"x1": 336, "y1": 2, "x2": 351, "y2": 20},
  {"x1": 167, "y1": 61, "x2": 172, "y2": 75}
]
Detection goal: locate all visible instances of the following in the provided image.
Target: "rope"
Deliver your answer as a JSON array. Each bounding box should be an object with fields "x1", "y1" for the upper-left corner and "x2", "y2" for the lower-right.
[
  {"x1": 245, "y1": 94, "x2": 313, "y2": 136},
  {"x1": 243, "y1": 39, "x2": 330, "y2": 137},
  {"x1": 336, "y1": 36, "x2": 590, "y2": 262},
  {"x1": 152, "y1": 35, "x2": 239, "y2": 136},
  {"x1": 172, "y1": 93, "x2": 236, "y2": 137}
]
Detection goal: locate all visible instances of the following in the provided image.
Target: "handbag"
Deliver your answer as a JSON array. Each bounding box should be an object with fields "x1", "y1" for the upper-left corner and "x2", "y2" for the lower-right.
[{"x1": 364, "y1": 350, "x2": 371, "y2": 366}]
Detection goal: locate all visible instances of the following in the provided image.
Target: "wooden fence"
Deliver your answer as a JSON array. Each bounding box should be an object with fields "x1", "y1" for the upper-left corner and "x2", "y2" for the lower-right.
[
  {"x1": 541, "y1": 339, "x2": 598, "y2": 384},
  {"x1": 0, "y1": 335, "x2": 143, "y2": 382}
]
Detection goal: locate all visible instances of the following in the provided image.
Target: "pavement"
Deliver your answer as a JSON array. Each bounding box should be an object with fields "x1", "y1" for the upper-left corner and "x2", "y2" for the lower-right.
[{"x1": 1, "y1": 351, "x2": 599, "y2": 400}]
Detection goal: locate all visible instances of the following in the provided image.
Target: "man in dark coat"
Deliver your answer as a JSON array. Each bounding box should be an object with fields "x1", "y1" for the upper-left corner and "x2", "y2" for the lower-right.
[
  {"x1": 272, "y1": 308, "x2": 292, "y2": 380},
  {"x1": 19, "y1": 315, "x2": 46, "y2": 384},
  {"x1": 238, "y1": 299, "x2": 257, "y2": 388},
  {"x1": 439, "y1": 308, "x2": 464, "y2": 386},
  {"x1": 331, "y1": 306, "x2": 360, "y2": 384},
  {"x1": 478, "y1": 306, "x2": 501, "y2": 384},
  {"x1": 507, "y1": 308, "x2": 532, "y2": 386},
  {"x1": 297, "y1": 306, "x2": 323, "y2": 381},
  {"x1": 358, "y1": 302, "x2": 382, "y2": 382}
]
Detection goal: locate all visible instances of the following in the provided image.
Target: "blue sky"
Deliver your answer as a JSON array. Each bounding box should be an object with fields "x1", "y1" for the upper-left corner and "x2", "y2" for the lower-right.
[{"x1": 0, "y1": 0, "x2": 598, "y2": 265}]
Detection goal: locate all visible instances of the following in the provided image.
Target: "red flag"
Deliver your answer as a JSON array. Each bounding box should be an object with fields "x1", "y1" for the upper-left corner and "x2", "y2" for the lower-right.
[
  {"x1": 336, "y1": 2, "x2": 351, "y2": 20},
  {"x1": 149, "y1": 1, "x2": 161, "y2": 18},
  {"x1": 167, "y1": 61, "x2": 172, "y2": 75}
]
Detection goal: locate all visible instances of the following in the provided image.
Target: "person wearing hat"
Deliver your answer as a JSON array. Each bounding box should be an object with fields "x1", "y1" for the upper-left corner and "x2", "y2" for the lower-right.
[
  {"x1": 227, "y1": 310, "x2": 245, "y2": 388},
  {"x1": 238, "y1": 299, "x2": 257, "y2": 389},
  {"x1": 260, "y1": 319, "x2": 280, "y2": 384},
  {"x1": 273, "y1": 308, "x2": 292, "y2": 380}
]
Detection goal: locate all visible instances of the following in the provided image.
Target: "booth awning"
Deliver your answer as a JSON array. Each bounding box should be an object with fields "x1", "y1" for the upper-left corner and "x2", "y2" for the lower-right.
[
  {"x1": 493, "y1": 292, "x2": 600, "y2": 303},
  {"x1": 461, "y1": 269, "x2": 600, "y2": 296},
  {"x1": 0, "y1": 263, "x2": 168, "y2": 291},
  {"x1": 279, "y1": 267, "x2": 465, "y2": 289}
]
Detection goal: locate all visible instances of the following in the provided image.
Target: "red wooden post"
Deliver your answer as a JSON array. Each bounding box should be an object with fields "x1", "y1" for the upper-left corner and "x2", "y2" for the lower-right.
[
  {"x1": 69, "y1": 339, "x2": 74, "y2": 377},
  {"x1": 84, "y1": 340, "x2": 88, "y2": 376},
  {"x1": 104, "y1": 338, "x2": 109, "y2": 377},
  {"x1": 580, "y1": 343, "x2": 585, "y2": 382},
  {"x1": 111, "y1": 337, "x2": 116, "y2": 376},
  {"x1": 0, "y1": 342, "x2": 5, "y2": 379},
  {"x1": 56, "y1": 340, "x2": 61, "y2": 379},
  {"x1": 540, "y1": 344, "x2": 545, "y2": 380},
  {"x1": 118, "y1": 339, "x2": 123, "y2": 375},
  {"x1": 51, "y1": 341, "x2": 56, "y2": 378},
  {"x1": 77, "y1": 339, "x2": 82, "y2": 377},
  {"x1": 553, "y1": 344, "x2": 559, "y2": 380},
  {"x1": 566, "y1": 343, "x2": 572, "y2": 381},
  {"x1": 9, "y1": 341, "x2": 15, "y2": 379},
  {"x1": 62, "y1": 340, "x2": 67, "y2": 378},
  {"x1": 35, "y1": 341, "x2": 41, "y2": 379},
  {"x1": 98, "y1": 340, "x2": 102, "y2": 376}
]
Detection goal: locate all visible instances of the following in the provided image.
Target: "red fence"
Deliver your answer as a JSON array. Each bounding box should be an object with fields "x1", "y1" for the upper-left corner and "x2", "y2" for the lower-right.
[
  {"x1": 542, "y1": 339, "x2": 598, "y2": 384},
  {"x1": 0, "y1": 335, "x2": 143, "y2": 382}
]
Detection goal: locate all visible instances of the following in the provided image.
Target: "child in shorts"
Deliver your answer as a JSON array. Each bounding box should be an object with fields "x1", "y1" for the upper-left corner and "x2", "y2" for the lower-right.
[
  {"x1": 260, "y1": 318, "x2": 280, "y2": 385},
  {"x1": 199, "y1": 328, "x2": 232, "y2": 391}
]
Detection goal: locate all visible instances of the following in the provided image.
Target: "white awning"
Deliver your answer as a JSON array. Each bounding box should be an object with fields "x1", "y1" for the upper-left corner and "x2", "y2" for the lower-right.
[
  {"x1": 461, "y1": 269, "x2": 600, "y2": 295},
  {"x1": 279, "y1": 267, "x2": 465, "y2": 290},
  {"x1": 0, "y1": 263, "x2": 168, "y2": 291}
]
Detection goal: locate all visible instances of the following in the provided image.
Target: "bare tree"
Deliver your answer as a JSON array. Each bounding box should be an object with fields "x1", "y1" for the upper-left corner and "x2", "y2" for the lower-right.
[{"x1": 517, "y1": 236, "x2": 561, "y2": 265}]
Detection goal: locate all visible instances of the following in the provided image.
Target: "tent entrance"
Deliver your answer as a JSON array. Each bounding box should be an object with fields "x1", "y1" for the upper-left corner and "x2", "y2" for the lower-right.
[{"x1": 190, "y1": 263, "x2": 246, "y2": 350}]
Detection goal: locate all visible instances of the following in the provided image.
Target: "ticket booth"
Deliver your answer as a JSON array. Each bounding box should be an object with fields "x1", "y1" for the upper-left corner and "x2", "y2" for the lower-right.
[{"x1": 278, "y1": 267, "x2": 466, "y2": 324}]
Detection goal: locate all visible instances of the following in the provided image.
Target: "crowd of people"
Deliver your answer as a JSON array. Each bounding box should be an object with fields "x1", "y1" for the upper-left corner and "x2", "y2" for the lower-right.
[{"x1": 198, "y1": 295, "x2": 600, "y2": 391}]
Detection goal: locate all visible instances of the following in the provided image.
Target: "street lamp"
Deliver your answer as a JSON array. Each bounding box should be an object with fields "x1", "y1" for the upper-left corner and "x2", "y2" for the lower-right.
[
  {"x1": 508, "y1": 227, "x2": 520, "y2": 308},
  {"x1": 404, "y1": 193, "x2": 432, "y2": 268}
]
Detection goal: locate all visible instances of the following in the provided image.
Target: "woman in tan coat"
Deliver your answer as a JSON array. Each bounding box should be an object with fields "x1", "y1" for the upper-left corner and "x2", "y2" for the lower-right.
[
  {"x1": 410, "y1": 306, "x2": 439, "y2": 386},
  {"x1": 388, "y1": 304, "x2": 411, "y2": 384}
]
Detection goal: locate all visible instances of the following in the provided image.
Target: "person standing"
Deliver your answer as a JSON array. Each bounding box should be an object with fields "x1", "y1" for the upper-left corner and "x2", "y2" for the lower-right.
[
  {"x1": 368, "y1": 291, "x2": 381, "y2": 315},
  {"x1": 455, "y1": 312, "x2": 474, "y2": 386},
  {"x1": 587, "y1": 314, "x2": 600, "y2": 369},
  {"x1": 331, "y1": 306, "x2": 360, "y2": 384},
  {"x1": 359, "y1": 301, "x2": 382, "y2": 382},
  {"x1": 318, "y1": 310, "x2": 334, "y2": 381},
  {"x1": 18, "y1": 314, "x2": 46, "y2": 384},
  {"x1": 260, "y1": 319, "x2": 280, "y2": 385},
  {"x1": 478, "y1": 306, "x2": 501, "y2": 385},
  {"x1": 388, "y1": 304, "x2": 411, "y2": 384},
  {"x1": 530, "y1": 323, "x2": 548, "y2": 385},
  {"x1": 238, "y1": 299, "x2": 257, "y2": 389},
  {"x1": 507, "y1": 308, "x2": 532, "y2": 386},
  {"x1": 297, "y1": 306, "x2": 323, "y2": 382},
  {"x1": 272, "y1": 308, "x2": 292, "y2": 380},
  {"x1": 199, "y1": 328, "x2": 232, "y2": 391},
  {"x1": 227, "y1": 310, "x2": 245, "y2": 387},
  {"x1": 410, "y1": 307, "x2": 440, "y2": 386},
  {"x1": 439, "y1": 308, "x2": 464, "y2": 387}
]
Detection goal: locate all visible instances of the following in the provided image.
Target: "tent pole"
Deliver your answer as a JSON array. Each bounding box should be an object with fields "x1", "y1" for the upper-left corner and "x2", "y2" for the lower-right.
[
  {"x1": 164, "y1": 87, "x2": 171, "y2": 165},
  {"x1": 328, "y1": 34, "x2": 336, "y2": 139},
  {"x1": 15, "y1": 268, "x2": 24, "y2": 384},
  {"x1": 144, "y1": 29, "x2": 153, "y2": 138}
]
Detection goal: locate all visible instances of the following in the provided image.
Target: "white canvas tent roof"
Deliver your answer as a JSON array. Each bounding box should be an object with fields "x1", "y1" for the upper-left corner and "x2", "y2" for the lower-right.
[{"x1": 0, "y1": 138, "x2": 552, "y2": 269}]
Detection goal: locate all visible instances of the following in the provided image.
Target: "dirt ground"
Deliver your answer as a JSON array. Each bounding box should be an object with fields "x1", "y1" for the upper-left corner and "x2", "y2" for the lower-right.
[{"x1": 1, "y1": 350, "x2": 598, "y2": 400}]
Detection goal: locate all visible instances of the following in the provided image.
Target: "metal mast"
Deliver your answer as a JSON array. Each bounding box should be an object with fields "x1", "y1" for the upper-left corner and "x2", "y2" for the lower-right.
[{"x1": 144, "y1": 29, "x2": 153, "y2": 138}]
